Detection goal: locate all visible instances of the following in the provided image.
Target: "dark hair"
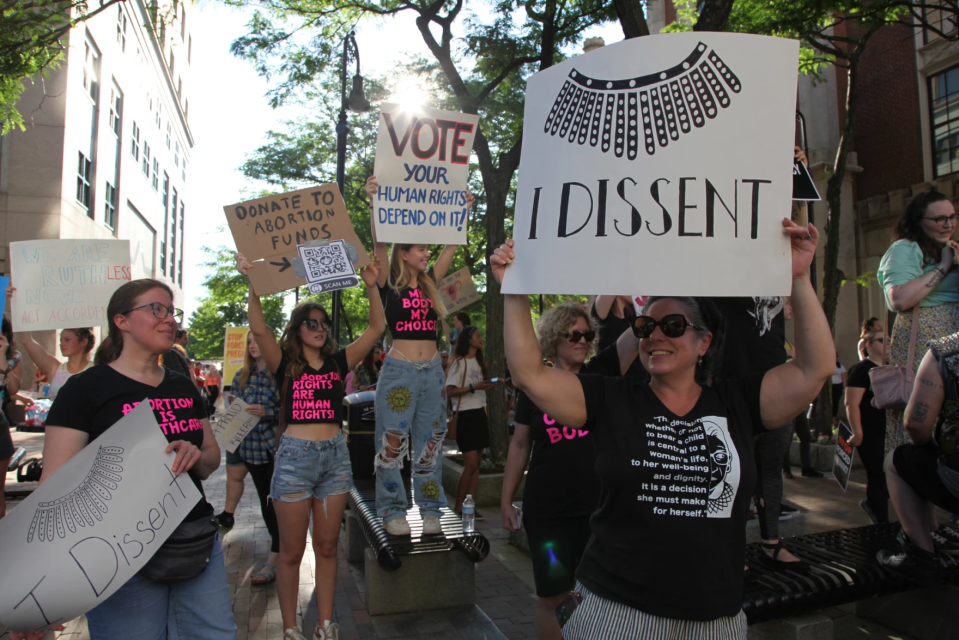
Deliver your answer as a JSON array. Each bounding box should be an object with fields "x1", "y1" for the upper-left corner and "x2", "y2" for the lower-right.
[
  {"x1": 453, "y1": 312, "x2": 471, "y2": 326},
  {"x1": 360, "y1": 342, "x2": 382, "y2": 382},
  {"x1": 860, "y1": 317, "x2": 880, "y2": 337},
  {"x1": 1, "y1": 318, "x2": 14, "y2": 360},
  {"x1": 893, "y1": 190, "x2": 952, "y2": 263},
  {"x1": 95, "y1": 279, "x2": 176, "y2": 365},
  {"x1": 452, "y1": 326, "x2": 488, "y2": 379},
  {"x1": 642, "y1": 297, "x2": 725, "y2": 385},
  {"x1": 65, "y1": 327, "x2": 96, "y2": 354},
  {"x1": 280, "y1": 302, "x2": 336, "y2": 382},
  {"x1": 176, "y1": 329, "x2": 188, "y2": 340}
]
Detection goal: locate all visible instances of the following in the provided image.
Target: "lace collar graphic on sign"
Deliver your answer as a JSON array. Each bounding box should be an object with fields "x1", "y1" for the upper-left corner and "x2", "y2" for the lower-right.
[{"x1": 543, "y1": 42, "x2": 742, "y2": 158}]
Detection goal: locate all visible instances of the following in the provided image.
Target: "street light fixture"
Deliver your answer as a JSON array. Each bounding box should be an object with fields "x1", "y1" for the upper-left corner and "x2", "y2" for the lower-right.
[{"x1": 332, "y1": 30, "x2": 371, "y2": 341}]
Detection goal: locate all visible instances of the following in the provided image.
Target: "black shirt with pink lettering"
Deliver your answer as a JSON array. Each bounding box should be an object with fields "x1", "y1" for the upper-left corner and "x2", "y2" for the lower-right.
[
  {"x1": 514, "y1": 345, "x2": 620, "y2": 518},
  {"x1": 378, "y1": 269, "x2": 439, "y2": 341},
  {"x1": 47, "y1": 365, "x2": 212, "y2": 521},
  {"x1": 275, "y1": 350, "x2": 350, "y2": 425}
]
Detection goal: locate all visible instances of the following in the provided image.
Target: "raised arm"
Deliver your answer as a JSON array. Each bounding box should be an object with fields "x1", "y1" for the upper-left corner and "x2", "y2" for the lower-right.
[
  {"x1": 615, "y1": 326, "x2": 640, "y2": 375},
  {"x1": 343, "y1": 253, "x2": 387, "y2": 370},
  {"x1": 16, "y1": 332, "x2": 60, "y2": 382},
  {"x1": 236, "y1": 254, "x2": 283, "y2": 374},
  {"x1": 432, "y1": 191, "x2": 475, "y2": 282},
  {"x1": 492, "y1": 239, "x2": 587, "y2": 428},
  {"x1": 592, "y1": 295, "x2": 615, "y2": 320},
  {"x1": 903, "y1": 350, "x2": 944, "y2": 446},
  {"x1": 366, "y1": 175, "x2": 390, "y2": 288},
  {"x1": 758, "y1": 220, "x2": 836, "y2": 429}
]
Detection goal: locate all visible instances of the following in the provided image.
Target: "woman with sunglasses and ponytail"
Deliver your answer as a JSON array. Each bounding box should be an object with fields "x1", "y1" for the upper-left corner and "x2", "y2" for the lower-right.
[
  {"x1": 365, "y1": 175, "x2": 474, "y2": 536},
  {"x1": 11, "y1": 279, "x2": 234, "y2": 640},
  {"x1": 237, "y1": 251, "x2": 384, "y2": 640},
  {"x1": 490, "y1": 217, "x2": 834, "y2": 638},
  {"x1": 501, "y1": 301, "x2": 639, "y2": 640}
]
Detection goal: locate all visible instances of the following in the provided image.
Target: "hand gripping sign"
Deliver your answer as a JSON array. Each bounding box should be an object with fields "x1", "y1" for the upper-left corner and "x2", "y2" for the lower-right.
[
  {"x1": 224, "y1": 185, "x2": 370, "y2": 296},
  {"x1": 372, "y1": 104, "x2": 480, "y2": 245},
  {"x1": 0, "y1": 401, "x2": 201, "y2": 633},
  {"x1": 501, "y1": 33, "x2": 799, "y2": 296}
]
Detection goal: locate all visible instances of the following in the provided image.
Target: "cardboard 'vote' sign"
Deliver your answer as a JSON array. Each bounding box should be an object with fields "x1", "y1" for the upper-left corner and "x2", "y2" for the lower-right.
[
  {"x1": 10, "y1": 240, "x2": 132, "y2": 332},
  {"x1": 224, "y1": 185, "x2": 370, "y2": 296},
  {"x1": 372, "y1": 104, "x2": 480, "y2": 245},
  {"x1": 502, "y1": 33, "x2": 799, "y2": 296},
  {"x1": 0, "y1": 401, "x2": 201, "y2": 633}
]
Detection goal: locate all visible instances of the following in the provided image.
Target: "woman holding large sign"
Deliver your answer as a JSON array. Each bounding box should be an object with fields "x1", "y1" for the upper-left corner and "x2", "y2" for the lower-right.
[
  {"x1": 13, "y1": 279, "x2": 233, "y2": 639},
  {"x1": 878, "y1": 190, "x2": 959, "y2": 454},
  {"x1": 490, "y1": 218, "x2": 833, "y2": 637},
  {"x1": 237, "y1": 251, "x2": 384, "y2": 640},
  {"x1": 365, "y1": 175, "x2": 473, "y2": 536}
]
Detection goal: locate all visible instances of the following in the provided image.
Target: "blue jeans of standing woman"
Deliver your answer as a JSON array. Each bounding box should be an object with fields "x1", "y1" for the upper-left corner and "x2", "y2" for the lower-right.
[{"x1": 374, "y1": 356, "x2": 448, "y2": 522}]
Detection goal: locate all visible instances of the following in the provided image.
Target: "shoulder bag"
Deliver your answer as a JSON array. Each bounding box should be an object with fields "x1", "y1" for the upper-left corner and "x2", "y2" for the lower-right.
[
  {"x1": 447, "y1": 358, "x2": 468, "y2": 440},
  {"x1": 870, "y1": 305, "x2": 920, "y2": 410},
  {"x1": 141, "y1": 512, "x2": 219, "y2": 584}
]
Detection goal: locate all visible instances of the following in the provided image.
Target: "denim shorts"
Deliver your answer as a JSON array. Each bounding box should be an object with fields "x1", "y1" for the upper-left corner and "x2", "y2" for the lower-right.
[{"x1": 271, "y1": 432, "x2": 353, "y2": 503}]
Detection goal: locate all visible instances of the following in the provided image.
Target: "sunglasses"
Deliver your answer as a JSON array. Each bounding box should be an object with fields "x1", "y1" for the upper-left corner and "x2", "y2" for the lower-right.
[
  {"x1": 631, "y1": 314, "x2": 705, "y2": 339},
  {"x1": 303, "y1": 318, "x2": 332, "y2": 332},
  {"x1": 566, "y1": 330, "x2": 596, "y2": 343}
]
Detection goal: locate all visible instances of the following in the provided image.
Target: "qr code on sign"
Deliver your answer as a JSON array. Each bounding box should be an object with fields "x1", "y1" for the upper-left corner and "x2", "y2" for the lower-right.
[{"x1": 301, "y1": 241, "x2": 353, "y2": 282}]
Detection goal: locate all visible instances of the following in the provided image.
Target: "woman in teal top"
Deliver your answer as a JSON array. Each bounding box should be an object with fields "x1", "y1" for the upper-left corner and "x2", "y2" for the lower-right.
[{"x1": 878, "y1": 190, "x2": 959, "y2": 454}]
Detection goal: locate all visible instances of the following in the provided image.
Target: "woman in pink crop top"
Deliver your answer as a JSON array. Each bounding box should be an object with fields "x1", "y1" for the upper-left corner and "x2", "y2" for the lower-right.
[
  {"x1": 366, "y1": 175, "x2": 474, "y2": 537},
  {"x1": 237, "y1": 252, "x2": 385, "y2": 640}
]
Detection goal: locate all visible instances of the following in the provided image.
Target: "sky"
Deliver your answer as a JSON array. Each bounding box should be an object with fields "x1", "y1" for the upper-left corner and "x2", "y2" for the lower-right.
[{"x1": 182, "y1": 4, "x2": 623, "y2": 321}]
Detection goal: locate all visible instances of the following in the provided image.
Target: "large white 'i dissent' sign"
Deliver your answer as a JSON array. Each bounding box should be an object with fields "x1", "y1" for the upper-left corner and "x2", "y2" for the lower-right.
[{"x1": 502, "y1": 33, "x2": 800, "y2": 296}]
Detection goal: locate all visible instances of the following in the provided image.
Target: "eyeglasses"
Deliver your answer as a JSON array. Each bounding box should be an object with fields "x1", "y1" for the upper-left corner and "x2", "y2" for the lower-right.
[
  {"x1": 922, "y1": 214, "x2": 959, "y2": 226},
  {"x1": 566, "y1": 330, "x2": 596, "y2": 343},
  {"x1": 125, "y1": 302, "x2": 184, "y2": 324},
  {"x1": 303, "y1": 318, "x2": 332, "y2": 332},
  {"x1": 631, "y1": 314, "x2": 704, "y2": 339}
]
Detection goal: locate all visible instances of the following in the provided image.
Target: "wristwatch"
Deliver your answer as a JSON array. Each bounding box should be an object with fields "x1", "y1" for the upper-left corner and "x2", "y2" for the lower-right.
[{"x1": 469, "y1": 384, "x2": 475, "y2": 394}]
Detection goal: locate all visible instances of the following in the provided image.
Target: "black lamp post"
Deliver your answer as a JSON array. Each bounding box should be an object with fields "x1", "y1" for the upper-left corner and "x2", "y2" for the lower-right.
[{"x1": 332, "y1": 30, "x2": 371, "y2": 341}]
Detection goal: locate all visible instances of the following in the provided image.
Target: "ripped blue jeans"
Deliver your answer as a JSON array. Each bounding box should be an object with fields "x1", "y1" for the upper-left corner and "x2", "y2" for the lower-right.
[
  {"x1": 374, "y1": 356, "x2": 448, "y2": 522},
  {"x1": 270, "y1": 432, "x2": 353, "y2": 510}
]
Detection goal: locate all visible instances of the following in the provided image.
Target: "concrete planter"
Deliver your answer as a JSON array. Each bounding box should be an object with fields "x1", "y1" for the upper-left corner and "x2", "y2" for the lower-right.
[
  {"x1": 441, "y1": 456, "x2": 526, "y2": 507},
  {"x1": 789, "y1": 441, "x2": 863, "y2": 472}
]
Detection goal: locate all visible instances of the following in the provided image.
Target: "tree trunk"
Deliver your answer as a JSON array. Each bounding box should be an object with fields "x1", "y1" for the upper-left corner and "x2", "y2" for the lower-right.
[
  {"x1": 613, "y1": 0, "x2": 650, "y2": 38},
  {"x1": 810, "y1": 53, "x2": 862, "y2": 437},
  {"x1": 694, "y1": 0, "x2": 735, "y2": 32}
]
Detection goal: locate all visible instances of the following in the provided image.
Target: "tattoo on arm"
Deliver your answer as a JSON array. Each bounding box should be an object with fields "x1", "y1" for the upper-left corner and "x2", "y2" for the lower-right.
[
  {"x1": 911, "y1": 401, "x2": 930, "y2": 424},
  {"x1": 918, "y1": 376, "x2": 945, "y2": 390},
  {"x1": 927, "y1": 268, "x2": 945, "y2": 288}
]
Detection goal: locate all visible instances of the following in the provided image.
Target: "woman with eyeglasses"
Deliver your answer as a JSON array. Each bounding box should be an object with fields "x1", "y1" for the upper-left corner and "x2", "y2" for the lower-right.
[
  {"x1": 490, "y1": 217, "x2": 834, "y2": 638},
  {"x1": 845, "y1": 330, "x2": 889, "y2": 523},
  {"x1": 879, "y1": 190, "x2": 959, "y2": 454},
  {"x1": 237, "y1": 251, "x2": 384, "y2": 640},
  {"x1": 365, "y1": 175, "x2": 474, "y2": 536},
  {"x1": 10, "y1": 279, "x2": 234, "y2": 640},
  {"x1": 500, "y1": 301, "x2": 639, "y2": 640}
]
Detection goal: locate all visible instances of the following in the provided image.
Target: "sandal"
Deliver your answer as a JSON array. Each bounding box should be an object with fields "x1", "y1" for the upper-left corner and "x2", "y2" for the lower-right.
[
  {"x1": 758, "y1": 540, "x2": 810, "y2": 574},
  {"x1": 251, "y1": 563, "x2": 276, "y2": 585}
]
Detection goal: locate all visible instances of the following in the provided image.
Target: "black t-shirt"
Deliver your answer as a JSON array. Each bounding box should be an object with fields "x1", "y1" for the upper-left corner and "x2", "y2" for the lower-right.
[
  {"x1": 514, "y1": 345, "x2": 621, "y2": 518},
  {"x1": 590, "y1": 304, "x2": 646, "y2": 379},
  {"x1": 46, "y1": 365, "x2": 211, "y2": 521},
  {"x1": 162, "y1": 348, "x2": 192, "y2": 380},
  {"x1": 846, "y1": 359, "x2": 885, "y2": 435},
  {"x1": 575, "y1": 373, "x2": 763, "y2": 620},
  {"x1": 276, "y1": 350, "x2": 350, "y2": 425},
  {"x1": 712, "y1": 297, "x2": 786, "y2": 377},
  {"x1": 379, "y1": 270, "x2": 439, "y2": 341}
]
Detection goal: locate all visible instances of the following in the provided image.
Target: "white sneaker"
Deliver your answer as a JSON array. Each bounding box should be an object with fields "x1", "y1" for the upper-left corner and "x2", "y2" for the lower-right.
[
  {"x1": 385, "y1": 517, "x2": 412, "y2": 535},
  {"x1": 284, "y1": 628, "x2": 307, "y2": 640},
  {"x1": 313, "y1": 621, "x2": 340, "y2": 640},
  {"x1": 422, "y1": 514, "x2": 442, "y2": 534}
]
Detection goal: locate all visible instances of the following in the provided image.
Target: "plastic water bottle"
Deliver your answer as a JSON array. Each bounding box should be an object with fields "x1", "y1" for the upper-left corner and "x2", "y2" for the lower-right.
[{"x1": 462, "y1": 495, "x2": 475, "y2": 533}]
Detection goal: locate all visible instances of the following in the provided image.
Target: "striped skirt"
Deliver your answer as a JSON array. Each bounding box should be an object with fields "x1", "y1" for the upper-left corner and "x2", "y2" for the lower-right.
[{"x1": 563, "y1": 584, "x2": 747, "y2": 640}]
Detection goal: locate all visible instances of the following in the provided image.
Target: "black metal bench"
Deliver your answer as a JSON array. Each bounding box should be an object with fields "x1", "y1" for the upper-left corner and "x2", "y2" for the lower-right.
[
  {"x1": 347, "y1": 477, "x2": 490, "y2": 571},
  {"x1": 742, "y1": 522, "x2": 959, "y2": 625}
]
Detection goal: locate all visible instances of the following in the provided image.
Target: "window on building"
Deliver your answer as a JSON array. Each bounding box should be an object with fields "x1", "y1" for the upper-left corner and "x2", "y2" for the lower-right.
[
  {"x1": 181, "y1": 6, "x2": 186, "y2": 39},
  {"x1": 104, "y1": 182, "x2": 117, "y2": 229},
  {"x1": 161, "y1": 172, "x2": 170, "y2": 274},
  {"x1": 179, "y1": 200, "x2": 185, "y2": 287},
  {"x1": 930, "y1": 65, "x2": 959, "y2": 177},
  {"x1": 177, "y1": 76, "x2": 182, "y2": 98},
  {"x1": 152, "y1": 159, "x2": 159, "y2": 190},
  {"x1": 156, "y1": 103, "x2": 162, "y2": 129},
  {"x1": 117, "y1": 7, "x2": 127, "y2": 52},
  {"x1": 171, "y1": 188, "x2": 178, "y2": 283},
  {"x1": 169, "y1": 51, "x2": 175, "y2": 77},
  {"x1": 142, "y1": 142, "x2": 151, "y2": 177},
  {"x1": 166, "y1": 122, "x2": 171, "y2": 149},
  {"x1": 131, "y1": 122, "x2": 140, "y2": 159},
  {"x1": 82, "y1": 38, "x2": 100, "y2": 103},
  {"x1": 188, "y1": 36, "x2": 192, "y2": 64},
  {"x1": 77, "y1": 152, "x2": 92, "y2": 211},
  {"x1": 109, "y1": 88, "x2": 122, "y2": 136},
  {"x1": 182, "y1": 161, "x2": 186, "y2": 182},
  {"x1": 174, "y1": 140, "x2": 179, "y2": 167}
]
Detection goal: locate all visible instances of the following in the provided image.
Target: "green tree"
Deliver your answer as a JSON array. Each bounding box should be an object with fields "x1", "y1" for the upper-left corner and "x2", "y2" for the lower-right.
[
  {"x1": 1, "y1": 0, "x2": 126, "y2": 134},
  {"x1": 188, "y1": 244, "x2": 287, "y2": 360}
]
